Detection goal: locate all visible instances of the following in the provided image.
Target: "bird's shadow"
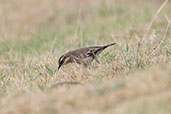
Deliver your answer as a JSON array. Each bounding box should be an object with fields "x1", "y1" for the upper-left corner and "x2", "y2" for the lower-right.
[{"x1": 50, "y1": 81, "x2": 82, "y2": 88}]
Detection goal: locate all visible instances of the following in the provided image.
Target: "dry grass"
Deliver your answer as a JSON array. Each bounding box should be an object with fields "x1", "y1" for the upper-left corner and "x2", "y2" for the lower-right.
[
  {"x1": 0, "y1": 64, "x2": 171, "y2": 114},
  {"x1": 0, "y1": 0, "x2": 171, "y2": 114}
]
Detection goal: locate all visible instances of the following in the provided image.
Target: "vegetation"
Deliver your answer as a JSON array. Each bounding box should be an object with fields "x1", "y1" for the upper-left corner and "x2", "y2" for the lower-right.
[{"x1": 0, "y1": 0, "x2": 170, "y2": 113}]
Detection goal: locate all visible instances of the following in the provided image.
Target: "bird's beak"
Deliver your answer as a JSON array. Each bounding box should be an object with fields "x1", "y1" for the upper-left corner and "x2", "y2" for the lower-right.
[{"x1": 58, "y1": 64, "x2": 62, "y2": 70}]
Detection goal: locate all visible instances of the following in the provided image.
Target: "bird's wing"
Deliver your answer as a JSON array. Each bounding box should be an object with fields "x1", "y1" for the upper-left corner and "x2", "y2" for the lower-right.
[{"x1": 84, "y1": 47, "x2": 102, "y2": 57}]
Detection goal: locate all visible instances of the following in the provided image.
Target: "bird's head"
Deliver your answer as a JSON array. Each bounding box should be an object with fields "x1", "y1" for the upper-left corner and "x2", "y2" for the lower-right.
[{"x1": 58, "y1": 54, "x2": 70, "y2": 70}]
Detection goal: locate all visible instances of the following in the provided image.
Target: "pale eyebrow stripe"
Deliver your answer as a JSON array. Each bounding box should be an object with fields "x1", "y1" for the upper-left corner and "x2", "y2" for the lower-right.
[
  {"x1": 59, "y1": 55, "x2": 64, "y2": 62},
  {"x1": 63, "y1": 57, "x2": 70, "y2": 64}
]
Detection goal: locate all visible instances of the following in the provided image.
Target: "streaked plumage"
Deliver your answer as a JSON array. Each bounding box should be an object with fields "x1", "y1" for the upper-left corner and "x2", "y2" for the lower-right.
[{"x1": 58, "y1": 42, "x2": 116, "y2": 70}]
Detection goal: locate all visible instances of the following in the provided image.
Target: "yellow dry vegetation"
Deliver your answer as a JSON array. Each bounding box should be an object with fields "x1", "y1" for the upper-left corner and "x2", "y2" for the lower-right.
[{"x1": 0, "y1": 0, "x2": 170, "y2": 114}]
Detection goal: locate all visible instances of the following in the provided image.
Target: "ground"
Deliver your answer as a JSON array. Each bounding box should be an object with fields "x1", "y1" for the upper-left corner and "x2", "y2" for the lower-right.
[{"x1": 0, "y1": 0, "x2": 171, "y2": 114}]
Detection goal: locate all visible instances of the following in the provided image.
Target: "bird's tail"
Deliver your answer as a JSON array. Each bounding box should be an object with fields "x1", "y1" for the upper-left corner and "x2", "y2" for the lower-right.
[
  {"x1": 94, "y1": 42, "x2": 116, "y2": 55},
  {"x1": 103, "y1": 42, "x2": 116, "y2": 49}
]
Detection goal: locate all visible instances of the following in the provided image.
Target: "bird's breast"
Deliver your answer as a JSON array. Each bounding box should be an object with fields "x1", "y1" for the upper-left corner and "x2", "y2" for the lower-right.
[{"x1": 80, "y1": 57, "x2": 94, "y2": 65}]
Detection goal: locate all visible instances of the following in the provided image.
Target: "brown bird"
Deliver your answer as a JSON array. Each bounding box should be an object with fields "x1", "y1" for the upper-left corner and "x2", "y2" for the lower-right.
[{"x1": 58, "y1": 42, "x2": 116, "y2": 70}]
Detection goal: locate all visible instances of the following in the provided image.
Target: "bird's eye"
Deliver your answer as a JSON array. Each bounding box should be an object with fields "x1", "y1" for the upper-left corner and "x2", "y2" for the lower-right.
[{"x1": 85, "y1": 52, "x2": 92, "y2": 57}]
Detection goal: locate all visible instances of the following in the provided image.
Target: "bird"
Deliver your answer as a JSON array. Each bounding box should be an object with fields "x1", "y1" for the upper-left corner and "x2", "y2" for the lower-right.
[{"x1": 58, "y1": 42, "x2": 116, "y2": 70}]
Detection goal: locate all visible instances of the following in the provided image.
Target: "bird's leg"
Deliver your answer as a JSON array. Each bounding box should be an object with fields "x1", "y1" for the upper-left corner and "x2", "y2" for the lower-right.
[{"x1": 92, "y1": 52, "x2": 100, "y2": 64}]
